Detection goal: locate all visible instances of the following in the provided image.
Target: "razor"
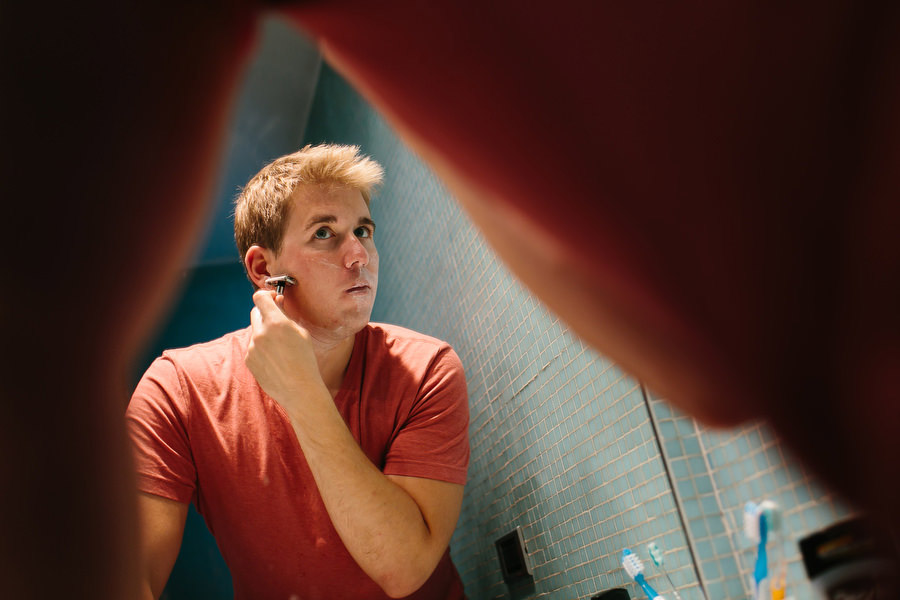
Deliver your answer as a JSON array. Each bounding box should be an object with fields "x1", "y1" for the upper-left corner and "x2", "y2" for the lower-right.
[{"x1": 264, "y1": 275, "x2": 297, "y2": 294}]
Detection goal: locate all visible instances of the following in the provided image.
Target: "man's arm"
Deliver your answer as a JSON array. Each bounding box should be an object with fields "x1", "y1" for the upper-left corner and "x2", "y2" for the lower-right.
[
  {"x1": 246, "y1": 291, "x2": 465, "y2": 598},
  {"x1": 136, "y1": 493, "x2": 188, "y2": 600},
  {"x1": 293, "y1": 412, "x2": 463, "y2": 598}
]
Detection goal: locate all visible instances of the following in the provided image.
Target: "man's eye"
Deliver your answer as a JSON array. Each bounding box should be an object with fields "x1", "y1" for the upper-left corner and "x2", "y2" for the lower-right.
[
  {"x1": 314, "y1": 228, "x2": 332, "y2": 240},
  {"x1": 354, "y1": 227, "x2": 372, "y2": 239}
]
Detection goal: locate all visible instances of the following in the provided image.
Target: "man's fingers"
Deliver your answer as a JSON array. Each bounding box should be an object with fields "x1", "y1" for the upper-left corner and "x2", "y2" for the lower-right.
[
  {"x1": 252, "y1": 289, "x2": 282, "y2": 320},
  {"x1": 250, "y1": 305, "x2": 263, "y2": 332}
]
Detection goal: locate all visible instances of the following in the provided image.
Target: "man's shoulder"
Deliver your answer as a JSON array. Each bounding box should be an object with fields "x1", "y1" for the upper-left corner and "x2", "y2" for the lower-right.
[
  {"x1": 362, "y1": 323, "x2": 463, "y2": 374},
  {"x1": 365, "y1": 322, "x2": 451, "y2": 351},
  {"x1": 132, "y1": 327, "x2": 255, "y2": 414},
  {"x1": 158, "y1": 326, "x2": 251, "y2": 370}
]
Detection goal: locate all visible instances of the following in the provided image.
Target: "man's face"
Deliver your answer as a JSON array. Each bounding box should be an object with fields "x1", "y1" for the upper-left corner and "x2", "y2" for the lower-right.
[{"x1": 271, "y1": 185, "x2": 378, "y2": 340}]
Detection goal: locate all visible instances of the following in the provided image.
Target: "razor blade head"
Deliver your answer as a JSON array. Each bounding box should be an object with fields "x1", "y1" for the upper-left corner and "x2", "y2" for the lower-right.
[{"x1": 265, "y1": 275, "x2": 297, "y2": 294}]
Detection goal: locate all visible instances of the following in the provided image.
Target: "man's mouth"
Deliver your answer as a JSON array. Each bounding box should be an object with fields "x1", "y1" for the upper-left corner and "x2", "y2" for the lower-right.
[{"x1": 345, "y1": 283, "x2": 371, "y2": 294}]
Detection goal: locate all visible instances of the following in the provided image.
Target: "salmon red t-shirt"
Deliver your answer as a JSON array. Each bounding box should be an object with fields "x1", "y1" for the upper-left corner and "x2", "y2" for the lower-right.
[{"x1": 126, "y1": 322, "x2": 470, "y2": 599}]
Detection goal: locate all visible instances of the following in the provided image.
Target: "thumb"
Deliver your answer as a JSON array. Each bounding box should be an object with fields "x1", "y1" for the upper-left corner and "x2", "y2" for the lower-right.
[
  {"x1": 249, "y1": 306, "x2": 263, "y2": 339},
  {"x1": 252, "y1": 289, "x2": 281, "y2": 320}
]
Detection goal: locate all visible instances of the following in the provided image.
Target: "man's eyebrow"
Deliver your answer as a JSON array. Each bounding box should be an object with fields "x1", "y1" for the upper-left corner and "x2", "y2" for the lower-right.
[
  {"x1": 304, "y1": 215, "x2": 376, "y2": 230},
  {"x1": 305, "y1": 215, "x2": 337, "y2": 229}
]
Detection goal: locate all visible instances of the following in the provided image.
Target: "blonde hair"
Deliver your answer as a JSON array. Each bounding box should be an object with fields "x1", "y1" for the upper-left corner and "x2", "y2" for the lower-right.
[{"x1": 233, "y1": 144, "x2": 384, "y2": 261}]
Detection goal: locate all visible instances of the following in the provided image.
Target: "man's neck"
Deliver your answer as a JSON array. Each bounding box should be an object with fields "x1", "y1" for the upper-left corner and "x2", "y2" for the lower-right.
[{"x1": 309, "y1": 330, "x2": 359, "y2": 398}]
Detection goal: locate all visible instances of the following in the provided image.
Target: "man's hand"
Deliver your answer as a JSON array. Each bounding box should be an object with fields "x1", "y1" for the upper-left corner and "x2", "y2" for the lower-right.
[{"x1": 246, "y1": 290, "x2": 321, "y2": 404}]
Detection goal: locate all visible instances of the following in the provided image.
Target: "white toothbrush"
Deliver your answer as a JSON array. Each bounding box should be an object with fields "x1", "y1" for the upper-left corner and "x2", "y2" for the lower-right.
[{"x1": 647, "y1": 542, "x2": 682, "y2": 600}]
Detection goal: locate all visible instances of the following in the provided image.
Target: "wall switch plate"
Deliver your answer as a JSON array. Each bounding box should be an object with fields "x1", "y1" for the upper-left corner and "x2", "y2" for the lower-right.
[{"x1": 495, "y1": 526, "x2": 533, "y2": 583}]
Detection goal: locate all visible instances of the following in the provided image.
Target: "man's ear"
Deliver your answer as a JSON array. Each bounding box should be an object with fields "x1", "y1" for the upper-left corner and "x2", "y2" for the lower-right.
[{"x1": 243, "y1": 245, "x2": 275, "y2": 289}]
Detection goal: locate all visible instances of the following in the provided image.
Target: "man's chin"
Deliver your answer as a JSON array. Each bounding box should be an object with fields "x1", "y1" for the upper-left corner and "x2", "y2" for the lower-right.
[{"x1": 336, "y1": 310, "x2": 374, "y2": 334}]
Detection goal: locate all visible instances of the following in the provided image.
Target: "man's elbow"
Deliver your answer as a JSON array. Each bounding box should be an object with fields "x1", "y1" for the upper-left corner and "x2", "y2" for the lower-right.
[
  {"x1": 378, "y1": 574, "x2": 427, "y2": 598},
  {"x1": 376, "y1": 560, "x2": 436, "y2": 599}
]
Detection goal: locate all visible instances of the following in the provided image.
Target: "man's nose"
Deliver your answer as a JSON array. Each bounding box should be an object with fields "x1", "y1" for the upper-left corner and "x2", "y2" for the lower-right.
[{"x1": 343, "y1": 234, "x2": 370, "y2": 269}]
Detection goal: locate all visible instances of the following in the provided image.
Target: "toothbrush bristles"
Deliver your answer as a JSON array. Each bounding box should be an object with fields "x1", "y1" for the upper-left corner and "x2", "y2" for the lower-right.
[{"x1": 622, "y1": 551, "x2": 644, "y2": 577}]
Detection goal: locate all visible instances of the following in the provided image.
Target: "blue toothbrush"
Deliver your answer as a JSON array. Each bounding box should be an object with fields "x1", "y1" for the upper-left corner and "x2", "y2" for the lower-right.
[
  {"x1": 623, "y1": 548, "x2": 665, "y2": 600},
  {"x1": 744, "y1": 500, "x2": 780, "y2": 600}
]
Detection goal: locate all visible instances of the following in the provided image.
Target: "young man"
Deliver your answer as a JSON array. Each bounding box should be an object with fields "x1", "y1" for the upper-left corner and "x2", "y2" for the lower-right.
[{"x1": 126, "y1": 144, "x2": 470, "y2": 599}]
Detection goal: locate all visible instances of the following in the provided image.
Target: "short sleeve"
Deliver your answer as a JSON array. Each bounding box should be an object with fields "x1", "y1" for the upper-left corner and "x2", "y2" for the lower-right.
[
  {"x1": 125, "y1": 356, "x2": 196, "y2": 504},
  {"x1": 383, "y1": 347, "x2": 470, "y2": 485}
]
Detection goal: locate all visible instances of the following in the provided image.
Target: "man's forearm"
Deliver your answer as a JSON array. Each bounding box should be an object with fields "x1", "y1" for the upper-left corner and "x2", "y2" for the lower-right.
[{"x1": 282, "y1": 381, "x2": 450, "y2": 597}]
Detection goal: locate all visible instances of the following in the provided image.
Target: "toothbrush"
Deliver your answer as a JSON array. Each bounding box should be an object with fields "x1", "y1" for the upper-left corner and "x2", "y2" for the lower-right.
[
  {"x1": 762, "y1": 502, "x2": 785, "y2": 600},
  {"x1": 623, "y1": 549, "x2": 666, "y2": 600},
  {"x1": 770, "y1": 561, "x2": 786, "y2": 600},
  {"x1": 744, "y1": 500, "x2": 782, "y2": 600},
  {"x1": 647, "y1": 542, "x2": 682, "y2": 600},
  {"x1": 744, "y1": 501, "x2": 768, "y2": 600}
]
